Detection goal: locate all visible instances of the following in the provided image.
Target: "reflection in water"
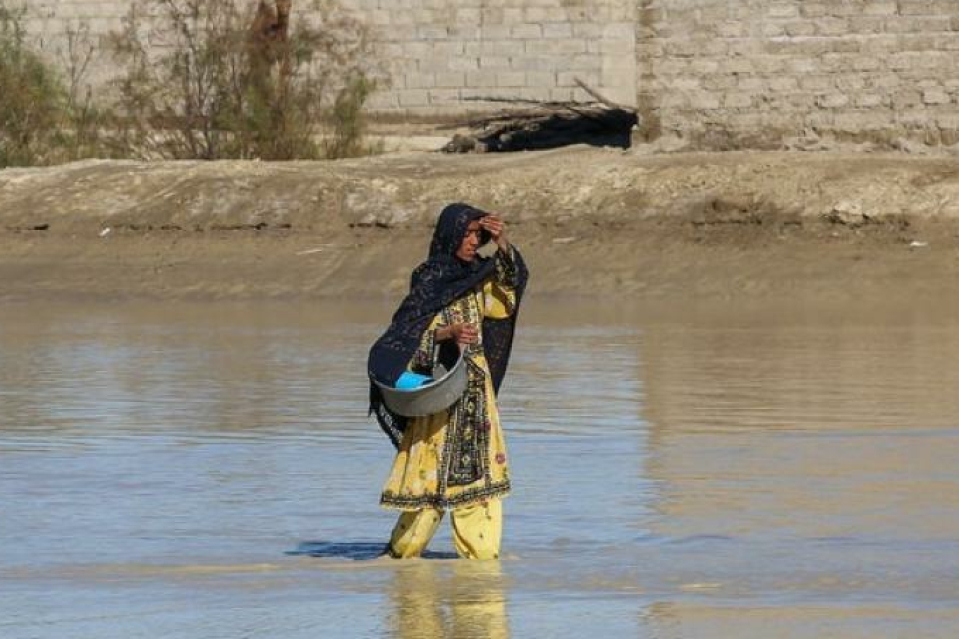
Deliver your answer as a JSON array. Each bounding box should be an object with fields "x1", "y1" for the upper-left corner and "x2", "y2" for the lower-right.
[
  {"x1": 3, "y1": 300, "x2": 959, "y2": 638},
  {"x1": 641, "y1": 314, "x2": 959, "y2": 541},
  {"x1": 390, "y1": 561, "x2": 509, "y2": 639}
]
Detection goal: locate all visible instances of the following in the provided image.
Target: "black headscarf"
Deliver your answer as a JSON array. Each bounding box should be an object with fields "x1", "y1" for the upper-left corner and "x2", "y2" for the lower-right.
[{"x1": 368, "y1": 202, "x2": 528, "y2": 447}]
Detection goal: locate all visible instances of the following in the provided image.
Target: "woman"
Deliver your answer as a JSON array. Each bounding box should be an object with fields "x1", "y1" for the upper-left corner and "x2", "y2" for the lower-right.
[{"x1": 368, "y1": 203, "x2": 528, "y2": 560}]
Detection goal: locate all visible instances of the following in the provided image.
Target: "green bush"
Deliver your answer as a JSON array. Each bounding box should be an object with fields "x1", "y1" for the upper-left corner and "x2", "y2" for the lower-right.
[
  {"x1": 0, "y1": 4, "x2": 67, "y2": 166},
  {"x1": 109, "y1": 0, "x2": 382, "y2": 160},
  {"x1": 0, "y1": 3, "x2": 109, "y2": 167}
]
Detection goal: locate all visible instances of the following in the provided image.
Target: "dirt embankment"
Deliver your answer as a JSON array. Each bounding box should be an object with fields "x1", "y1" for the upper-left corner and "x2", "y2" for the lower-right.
[{"x1": 3, "y1": 146, "x2": 959, "y2": 302}]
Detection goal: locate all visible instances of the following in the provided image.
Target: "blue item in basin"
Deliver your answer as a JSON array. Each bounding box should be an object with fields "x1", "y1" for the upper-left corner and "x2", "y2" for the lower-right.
[
  {"x1": 373, "y1": 341, "x2": 467, "y2": 418},
  {"x1": 395, "y1": 371, "x2": 433, "y2": 390}
]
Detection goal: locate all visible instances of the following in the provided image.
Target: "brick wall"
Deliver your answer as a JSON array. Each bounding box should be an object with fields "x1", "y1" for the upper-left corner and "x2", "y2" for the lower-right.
[
  {"x1": 353, "y1": 0, "x2": 637, "y2": 112},
  {"x1": 18, "y1": 0, "x2": 636, "y2": 115},
  {"x1": 15, "y1": 0, "x2": 959, "y2": 148},
  {"x1": 638, "y1": 0, "x2": 959, "y2": 147}
]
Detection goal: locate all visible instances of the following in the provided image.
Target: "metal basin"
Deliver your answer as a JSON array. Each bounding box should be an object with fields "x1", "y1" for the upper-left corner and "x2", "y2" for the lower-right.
[{"x1": 373, "y1": 341, "x2": 467, "y2": 417}]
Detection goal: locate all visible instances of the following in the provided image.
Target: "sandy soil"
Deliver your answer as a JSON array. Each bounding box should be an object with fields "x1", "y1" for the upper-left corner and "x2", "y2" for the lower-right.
[{"x1": 3, "y1": 146, "x2": 959, "y2": 302}]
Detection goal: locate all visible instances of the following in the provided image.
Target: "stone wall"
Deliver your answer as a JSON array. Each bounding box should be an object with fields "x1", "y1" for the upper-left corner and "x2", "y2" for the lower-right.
[
  {"x1": 638, "y1": 0, "x2": 959, "y2": 148},
  {"x1": 13, "y1": 0, "x2": 959, "y2": 148}
]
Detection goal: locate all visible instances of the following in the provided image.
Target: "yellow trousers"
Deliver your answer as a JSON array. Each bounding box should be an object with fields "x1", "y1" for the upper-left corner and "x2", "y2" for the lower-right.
[{"x1": 388, "y1": 499, "x2": 502, "y2": 560}]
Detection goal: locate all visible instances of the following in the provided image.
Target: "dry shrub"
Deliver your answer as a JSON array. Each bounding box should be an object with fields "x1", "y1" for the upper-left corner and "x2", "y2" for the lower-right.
[
  {"x1": 109, "y1": 0, "x2": 382, "y2": 160},
  {"x1": 0, "y1": 3, "x2": 113, "y2": 167}
]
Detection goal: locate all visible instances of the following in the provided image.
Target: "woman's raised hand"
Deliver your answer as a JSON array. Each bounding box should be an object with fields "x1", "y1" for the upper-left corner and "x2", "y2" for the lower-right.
[{"x1": 479, "y1": 214, "x2": 509, "y2": 250}]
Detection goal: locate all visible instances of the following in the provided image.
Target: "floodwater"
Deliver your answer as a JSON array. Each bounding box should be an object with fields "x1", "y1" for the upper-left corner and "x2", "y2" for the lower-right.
[{"x1": 2, "y1": 298, "x2": 959, "y2": 638}]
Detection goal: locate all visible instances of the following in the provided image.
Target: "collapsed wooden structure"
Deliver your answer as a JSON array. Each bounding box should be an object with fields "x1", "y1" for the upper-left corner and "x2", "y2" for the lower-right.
[{"x1": 443, "y1": 80, "x2": 639, "y2": 153}]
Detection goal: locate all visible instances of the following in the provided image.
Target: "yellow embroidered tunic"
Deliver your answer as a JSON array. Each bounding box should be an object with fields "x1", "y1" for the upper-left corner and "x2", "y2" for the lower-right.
[{"x1": 380, "y1": 274, "x2": 517, "y2": 511}]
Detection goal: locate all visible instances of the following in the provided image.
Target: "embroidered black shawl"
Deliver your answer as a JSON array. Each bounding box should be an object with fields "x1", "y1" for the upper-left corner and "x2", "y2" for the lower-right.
[{"x1": 368, "y1": 202, "x2": 529, "y2": 448}]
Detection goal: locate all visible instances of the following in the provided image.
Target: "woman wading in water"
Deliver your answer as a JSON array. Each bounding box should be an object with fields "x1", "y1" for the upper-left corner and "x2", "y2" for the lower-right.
[{"x1": 368, "y1": 203, "x2": 528, "y2": 559}]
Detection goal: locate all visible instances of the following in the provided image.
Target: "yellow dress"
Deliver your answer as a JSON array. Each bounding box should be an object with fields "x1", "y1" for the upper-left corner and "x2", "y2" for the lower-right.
[{"x1": 380, "y1": 276, "x2": 517, "y2": 511}]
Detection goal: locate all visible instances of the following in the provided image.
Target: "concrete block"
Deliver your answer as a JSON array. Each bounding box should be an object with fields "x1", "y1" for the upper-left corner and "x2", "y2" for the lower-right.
[
  {"x1": 724, "y1": 92, "x2": 754, "y2": 108},
  {"x1": 727, "y1": 39, "x2": 764, "y2": 57},
  {"x1": 525, "y1": 71, "x2": 556, "y2": 88},
  {"x1": 523, "y1": 87, "x2": 556, "y2": 102},
  {"x1": 848, "y1": 17, "x2": 886, "y2": 34},
  {"x1": 858, "y1": 34, "x2": 900, "y2": 54},
  {"x1": 816, "y1": 17, "x2": 849, "y2": 36},
  {"x1": 670, "y1": 76, "x2": 703, "y2": 91},
  {"x1": 769, "y1": 76, "x2": 799, "y2": 92},
  {"x1": 768, "y1": 3, "x2": 800, "y2": 19},
  {"x1": 405, "y1": 73, "x2": 435, "y2": 89},
  {"x1": 525, "y1": 39, "x2": 587, "y2": 56},
  {"x1": 817, "y1": 93, "x2": 850, "y2": 108},
  {"x1": 869, "y1": 74, "x2": 901, "y2": 90},
  {"x1": 852, "y1": 55, "x2": 882, "y2": 71},
  {"x1": 479, "y1": 25, "x2": 511, "y2": 40},
  {"x1": 543, "y1": 23, "x2": 573, "y2": 39},
  {"x1": 397, "y1": 89, "x2": 430, "y2": 107},
  {"x1": 923, "y1": 88, "x2": 951, "y2": 104},
  {"x1": 596, "y1": 38, "x2": 636, "y2": 55},
  {"x1": 786, "y1": 93, "x2": 816, "y2": 108},
  {"x1": 765, "y1": 36, "x2": 830, "y2": 56},
  {"x1": 863, "y1": 1, "x2": 898, "y2": 16},
  {"x1": 799, "y1": 2, "x2": 828, "y2": 18},
  {"x1": 715, "y1": 21, "x2": 746, "y2": 38},
  {"x1": 572, "y1": 22, "x2": 603, "y2": 39},
  {"x1": 479, "y1": 56, "x2": 511, "y2": 69},
  {"x1": 892, "y1": 91, "x2": 922, "y2": 109},
  {"x1": 836, "y1": 74, "x2": 867, "y2": 91},
  {"x1": 480, "y1": 40, "x2": 525, "y2": 57},
  {"x1": 432, "y1": 41, "x2": 465, "y2": 58},
  {"x1": 690, "y1": 58, "x2": 721, "y2": 74},
  {"x1": 784, "y1": 21, "x2": 816, "y2": 37},
  {"x1": 523, "y1": 7, "x2": 550, "y2": 23},
  {"x1": 452, "y1": 8, "x2": 482, "y2": 23},
  {"x1": 503, "y1": 8, "x2": 525, "y2": 24},
  {"x1": 722, "y1": 57, "x2": 755, "y2": 74},
  {"x1": 427, "y1": 89, "x2": 462, "y2": 106},
  {"x1": 435, "y1": 72, "x2": 466, "y2": 88},
  {"x1": 799, "y1": 75, "x2": 833, "y2": 91},
  {"x1": 481, "y1": 7, "x2": 505, "y2": 24},
  {"x1": 447, "y1": 56, "x2": 480, "y2": 71},
  {"x1": 412, "y1": 9, "x2": 437, "y2": 24},
  {"x1": 417, "y1": 25, "x2": 449, "y2": 40},
  {"x1": 466, "y1": 69, "x2": 499, "y2": 87},
  {"x1": 689, "y1": 92, "x2": 721, "y2": 109},
  {"x1": 897, "y1": 0, "x2": 941, "y2": 16},
  {"x1": 447, "y1": 14, "x2": 479, "y2": 38},
  {"x1": 762, "y1": 21, "x2": 786, "y2": 38},
  {"x1": 855, "y1": 93, "x2": 887, "y2": 108},
  {"x1": 496, "y1": 71, "x2": 526, "y2": 87},
  {"x1": 787, "y1": 57, "x2": 820, "y2": 74},
  {"x1": 549, "y1": 87, "x2": 577, "y2": 102},
  {"x1": 515, "y1": 56, "x2": 559, "y2": 72},
  {"x1": 603, "y1": 22, "x2": 636, "y2": 39},
  {"x1": 544, "y1": 8, "x2": 574, "y2": 23},
  {"x1": 511, "y1": 23, "x2": 542, "y2": 39},
  {"x1": 752, "y1": 55, "x2": 787, "y2": 74},
  {"x1": 663, "y1": 40, "x2": 699, "y2": 58},
  {"x1": 703, "y1": 74, "x2": 738, "y2": 91}
]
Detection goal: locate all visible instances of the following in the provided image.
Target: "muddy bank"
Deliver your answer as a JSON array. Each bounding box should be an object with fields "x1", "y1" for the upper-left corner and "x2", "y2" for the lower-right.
[{"x1": 3, "y1": 147, "x2": 959, "y2": 302}]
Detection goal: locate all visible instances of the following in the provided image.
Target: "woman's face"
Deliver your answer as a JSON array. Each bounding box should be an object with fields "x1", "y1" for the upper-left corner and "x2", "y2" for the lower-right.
[{"x1": 455, "y1": 219, "x2": 483, "y2": 262}]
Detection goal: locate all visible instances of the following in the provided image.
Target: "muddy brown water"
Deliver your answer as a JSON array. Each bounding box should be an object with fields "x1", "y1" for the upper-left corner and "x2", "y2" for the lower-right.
[{"x1": 2, "y1": 298, "x2": 958, "y2": 638}]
